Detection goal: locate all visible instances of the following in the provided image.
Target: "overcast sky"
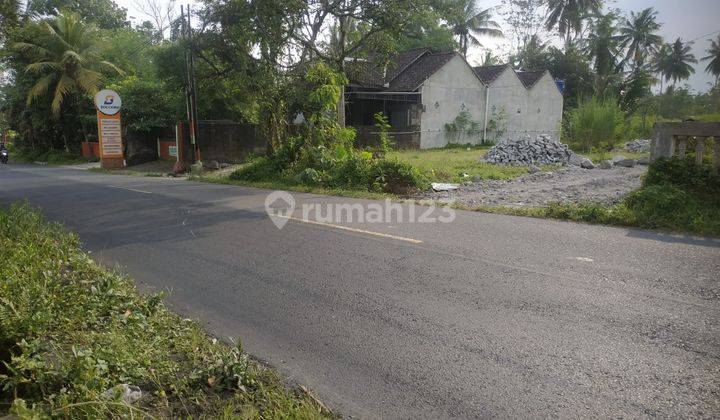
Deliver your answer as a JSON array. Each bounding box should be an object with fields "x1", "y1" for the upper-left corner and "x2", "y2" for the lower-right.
[{"x1": 116, "y1": 0, "x2": 720, "y2": 92}]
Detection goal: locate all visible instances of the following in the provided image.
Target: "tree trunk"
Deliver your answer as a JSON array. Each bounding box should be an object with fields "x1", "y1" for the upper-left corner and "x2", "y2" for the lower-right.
[{"x1": 337, "y1": 12, "x2": 347, "y2": 127}]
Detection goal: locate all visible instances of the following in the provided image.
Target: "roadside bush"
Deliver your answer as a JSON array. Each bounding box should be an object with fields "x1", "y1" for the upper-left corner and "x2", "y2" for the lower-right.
[
  {"x1": 625, "y1": 114, "x2": 660, "y2": 140},
  {"x1": 624, "y1": 184, "x2": 720, "y2": 234},
  {"x1": 368, "y1": 159, "x2": 428, "y2": 194},
  {"x1": 230, "y1": 63, "x2": 427, "y2": 194},
  {"x1": 0, "y1": 203, "x2": 327, "y2": 418},
  {"x1": 644, "y1": 156, "x2": 720, "y2": 193},
  {"x1": 565, "y1": 96, "x2": 624, "y2": 151}
]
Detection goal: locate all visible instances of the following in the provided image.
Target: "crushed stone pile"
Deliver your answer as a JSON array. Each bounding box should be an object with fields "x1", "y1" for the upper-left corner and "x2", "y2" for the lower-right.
[
  {"x1": 483, "y1": 135, "x2": 575, "y2": 166},
  {"x1": 624, "y1": 139, "x2": 651, "y2": 153}
]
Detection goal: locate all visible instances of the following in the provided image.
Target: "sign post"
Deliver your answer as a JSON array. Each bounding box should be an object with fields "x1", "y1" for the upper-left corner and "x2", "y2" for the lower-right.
[{"x1": 94, "y1": 89, "x2": 125, "y2": 169}]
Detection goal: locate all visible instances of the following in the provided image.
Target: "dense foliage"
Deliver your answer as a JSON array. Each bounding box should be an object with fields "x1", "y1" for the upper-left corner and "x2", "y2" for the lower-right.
[{"x1": 231, "y1": 63, "x2": 427, "y2": 194}]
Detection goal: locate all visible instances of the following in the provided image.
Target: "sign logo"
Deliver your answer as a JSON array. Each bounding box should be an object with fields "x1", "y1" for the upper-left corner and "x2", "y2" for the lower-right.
[
  {"x1": 94, "y1": 89, "x2": 122, "y2": 115},
  {"x1": 264, "y1": 191, "x2": 295, "y2": 229}
]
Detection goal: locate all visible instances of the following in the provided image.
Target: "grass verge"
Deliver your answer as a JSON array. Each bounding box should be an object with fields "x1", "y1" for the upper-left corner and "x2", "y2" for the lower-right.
[
  {"x1": 0, "y1": 203, "x2": 332, "y2": 419},
  {"x1": 192, "y1": 168, "x2": 391, "y2": 201},
  {"x1": 449, "y1": 157, "x2": 720, "y2": 237},
  {"x1": 388, "y1": 146, "x2": 557, "y2": 182},
  {"x1": 13, "y1": 149, "x2": 99, "y2": 166}
]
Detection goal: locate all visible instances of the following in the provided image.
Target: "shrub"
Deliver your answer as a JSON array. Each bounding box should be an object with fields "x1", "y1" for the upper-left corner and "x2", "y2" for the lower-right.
[
  {"x1": 624, "y1": 184, "x2": 714, "y2": 232},
  {"x1": 368, "y1": 159, "x2": 428, "y2": 194},
  {"x1": 625, "y1": 114, "x2": 660, "y2": 140},
  {"x1": 566, "y1": 96, "x2": 625, "y2": 151},
  {"x1": 230, "y1": 63, "x2": 427, "y2": 195},
  {"x1": 644, "y1": 156, "x2": 720, "y2": 194}
]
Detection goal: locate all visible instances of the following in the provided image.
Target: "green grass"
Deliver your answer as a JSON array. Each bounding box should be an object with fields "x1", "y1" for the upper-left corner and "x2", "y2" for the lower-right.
[
  {"x1": 13, "y1": 149, "x2": 98, "y2": 166},
  {"x1": 193, "y1": 168, "x2": 391, "y2": 201},
  {"x1": 88, "y1": 167, "x2": 166, "y2": 177},
  {"x1": 0, "y1": 203, "x2": 332, "y2": 419},
  {"x1": 388, "y1": 146, "x2": 556, "y2": 182},
  {"x1": 583, "y1": 150, "x2": 649, "y2": 163}
]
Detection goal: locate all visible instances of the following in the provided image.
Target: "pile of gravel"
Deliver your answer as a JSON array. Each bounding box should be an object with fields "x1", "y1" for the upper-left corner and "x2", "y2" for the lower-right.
[
  {"x1": 483, "y1": 135, "x2": 575, "y2": 166},
  {"x1": 624, "y1": 139, "x2": 651, "y2": 153}
]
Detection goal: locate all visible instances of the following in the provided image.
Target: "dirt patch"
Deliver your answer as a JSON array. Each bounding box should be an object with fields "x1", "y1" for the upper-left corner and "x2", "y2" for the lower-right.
[{"x1": 420, "y1": 166, "x2": 647, "y2": 207}]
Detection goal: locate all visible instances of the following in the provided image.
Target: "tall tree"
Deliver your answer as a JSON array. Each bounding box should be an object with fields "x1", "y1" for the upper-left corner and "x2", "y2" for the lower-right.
[
  {"x1": 25, "y1": 0, "x2": 128, "y2": 29},
  {"x1": 652, "y1": 42, "x2": 672, "y2": 93},
  {"x1": 513, "y1": 33, "x2": 549, "y2": 70},
  {"x1": 15, "y1": 11, "x2": 122, "y2": 116},
  {"x1": 449, "y1": 1, "x2": 503, "y2": 58},
  {"x1": 659, "y1": 38, "x2": 697, "y2": 88},
  {"x1": 701, "y1": 35, "x2": 720, "y2": 85},
  {"x1": 582, "y1": 11, "x2": 621, "y2": 81},
  {"x1": 12, "y1": 11, "x2": 123, "y2": 152},
  {"x1": 545, "y1": 0, "x2": 601, "y2": 46},
  {"x1": 500, "y1": 0, "x2": 545, "y2": 52},
  {"x1": 618, "y1": 7, "x2": 662, "y2": 72}
]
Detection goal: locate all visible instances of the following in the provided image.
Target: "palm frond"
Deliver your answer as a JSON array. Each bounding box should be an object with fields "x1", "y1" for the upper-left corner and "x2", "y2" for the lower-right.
[
  {"x1": 98, "y1": 60, "x2": 125, "y2": 75},
  {"x1": 25, "y1": 61, "x2": 60, "y2": 74},
  {"x1": 51, "y1": 74, "x2": 74, "y2": 117},
  {"x1": 26, "y1": 74, "x2": 55, "y2": 106},
  {"x1": 75, "y1": 69, "x2": 103, "y2": 95},
  {"x1": 13, "y1": 41, "x2": 50, "y2": 58}
]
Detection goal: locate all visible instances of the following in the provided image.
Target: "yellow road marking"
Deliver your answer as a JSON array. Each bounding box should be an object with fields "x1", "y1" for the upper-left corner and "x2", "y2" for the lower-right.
[
  {"x1": 275, "y1": 215, "x2": 423, "y2": 244},
  {"x1": 108, "y1": 185, "x2": 152, "y2": 194}
]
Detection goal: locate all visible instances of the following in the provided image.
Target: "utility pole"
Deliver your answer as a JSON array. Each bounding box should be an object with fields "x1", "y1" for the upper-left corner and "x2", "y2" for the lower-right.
[{"x1": 181, "y1": 4, "x2": 199, "y2": 163}]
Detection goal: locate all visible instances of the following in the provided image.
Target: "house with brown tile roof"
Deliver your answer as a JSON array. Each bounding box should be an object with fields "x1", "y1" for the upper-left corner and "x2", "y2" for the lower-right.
[{"x1": 345, "y1": 50, "x2": 563, "y2": 148}]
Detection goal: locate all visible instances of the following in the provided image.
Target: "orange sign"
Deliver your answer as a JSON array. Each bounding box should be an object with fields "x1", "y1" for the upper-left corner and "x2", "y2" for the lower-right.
[{"x1": 96, "y1": 110, "x2": 123, "y2": 158}]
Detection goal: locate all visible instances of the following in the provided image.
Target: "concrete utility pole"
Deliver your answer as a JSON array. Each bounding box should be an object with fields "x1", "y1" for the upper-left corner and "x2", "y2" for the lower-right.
[{"x1": 181, "y1": 4, "x2": 199, "y2": 163}]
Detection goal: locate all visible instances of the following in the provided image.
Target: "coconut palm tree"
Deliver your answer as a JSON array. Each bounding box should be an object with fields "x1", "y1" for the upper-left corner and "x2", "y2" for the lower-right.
[
  {"x1": 582, "y1": 12, "x2": 622, "y2": 96},
  {"x1": 515, "y1": 34, "x2": 549, "y2": 70},
  {"x1": 662, "y1": 38, "x2": 697, "y2": 88},
  {"x1": 652, "y1": 43, "x2": 672, "y2": 93},
  {"x1": 450, "y1": 1, "x2": 503, "y2": 58},
  {"x1": 618, "y1": 7, "x2": 663, "y2": 71},
  {"x1": 545, "y1": 0, "x2": 601, "y2": 45},
  {"x1": 14, "y1": 11, "x2": 122, "y2": 118},
  {"x1": 701, "y1": 35, "x2": 720, "y2": 85}
]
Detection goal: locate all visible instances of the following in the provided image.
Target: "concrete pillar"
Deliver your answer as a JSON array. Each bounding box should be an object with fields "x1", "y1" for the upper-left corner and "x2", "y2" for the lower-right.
[
  {"x1": 677, "y1": 136, "x2": 687, "y2": 158},
  {"x1": 695, "y1": 137, "x2": 705, "y2": 165},
  {"x1": 651, "y1": 129, "x2": 674, "y2": 162}
]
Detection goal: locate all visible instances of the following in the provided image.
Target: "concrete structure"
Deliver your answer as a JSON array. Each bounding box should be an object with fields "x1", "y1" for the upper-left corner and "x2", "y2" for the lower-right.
[
  {"x1": 651, "y1": 121, "x2": 720, "y2": 173},
  {"x1": 474, "y1": 64, "x2": 563, "y2": 143},
  {"x1": 346, "y1": 49, "x2": 564, "y2": 149}
]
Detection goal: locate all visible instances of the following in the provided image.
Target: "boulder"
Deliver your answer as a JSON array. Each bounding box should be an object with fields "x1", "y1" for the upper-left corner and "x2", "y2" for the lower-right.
[
  {"x1": 599, "y1": 160, "x2": 613, "y2": 169},
  {"x1": 580, "y1": 158, "x2": 595, "y2": 169},
  {"x1": 206, "y1": 160, "x2": 221, "y2": 170},
  {"x1": 612, "y1": 155, "x2": 627, "y2": 164},
  {"x1": 637, "y1": 156, "x2": 650, "y2": 165},
  {"x1": 614, "y1": 158, "x2": 637, "y2": 168},
  {"x1": 528, "y1": 164, "x2": 541, "y2": 174}
]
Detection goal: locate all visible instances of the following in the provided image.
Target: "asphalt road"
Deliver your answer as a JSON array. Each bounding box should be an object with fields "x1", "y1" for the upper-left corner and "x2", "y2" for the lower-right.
[{"x1": 1, "y1": 163, "x2": 719, "y2": 418}]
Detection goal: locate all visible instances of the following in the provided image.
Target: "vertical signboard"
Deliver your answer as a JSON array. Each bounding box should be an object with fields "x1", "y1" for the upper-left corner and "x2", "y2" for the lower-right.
[{"x1": 94, "y1": 89, "x2": 124, "y2": 169}]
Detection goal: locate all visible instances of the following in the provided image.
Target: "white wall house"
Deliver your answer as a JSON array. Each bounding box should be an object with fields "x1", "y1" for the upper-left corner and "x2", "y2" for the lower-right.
[{"x1": 346, "y1": 50, "x2": 564, "y2": 149}]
